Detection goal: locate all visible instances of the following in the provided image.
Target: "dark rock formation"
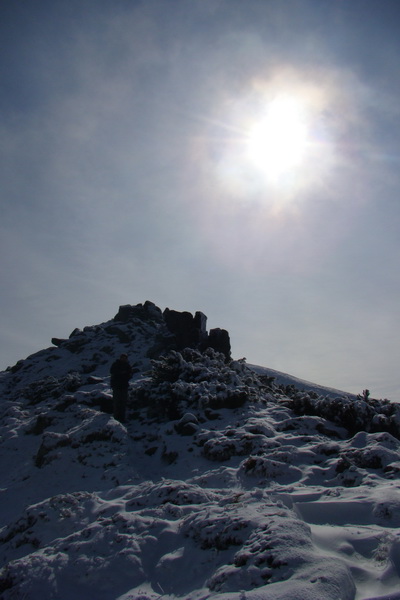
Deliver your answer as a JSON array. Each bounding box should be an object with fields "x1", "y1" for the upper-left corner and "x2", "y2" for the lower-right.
[
  {"x1": 163, "y1": 307, "x2": 231, "y2": 359},
  {"x1": 163, "y1": 309, "x2": 208, "y2": 350},
  {"x1": 114, "y1": 301, "x2": 163, "y2": 323},
  {"x1": 207, "y1": 328, "x2": 231, "y2": 359},
  {"x1": 50, "y1": 301, "x2": 231, "y2": 361}
]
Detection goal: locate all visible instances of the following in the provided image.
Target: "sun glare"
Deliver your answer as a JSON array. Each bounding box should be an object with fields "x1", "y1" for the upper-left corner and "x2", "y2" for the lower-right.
[
  {"x1": 209, "y1": 73, "x2": 335, "y2": 203},
  {"x1": 246, "y1": 96, "x2": 309, "y2": 179}
]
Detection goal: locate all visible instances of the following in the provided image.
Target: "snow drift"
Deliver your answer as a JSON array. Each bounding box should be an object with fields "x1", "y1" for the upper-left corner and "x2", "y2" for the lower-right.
[{"x1": 0, "y1": 302, "x2": 399, "y2": 600}]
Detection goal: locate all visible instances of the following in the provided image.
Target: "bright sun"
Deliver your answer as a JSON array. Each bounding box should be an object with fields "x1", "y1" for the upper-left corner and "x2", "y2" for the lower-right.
[
  {"x1": 210, "y1": 74, "x2": 335, "y2": 202},
  {"x1": 246, "y1": 95, "x2": 310, "y2": 180}
]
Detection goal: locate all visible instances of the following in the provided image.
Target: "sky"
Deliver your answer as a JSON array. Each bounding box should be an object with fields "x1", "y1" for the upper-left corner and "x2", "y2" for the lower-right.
[{"x1": 1, "y1": 0, "x2": 400, "y2": 401}]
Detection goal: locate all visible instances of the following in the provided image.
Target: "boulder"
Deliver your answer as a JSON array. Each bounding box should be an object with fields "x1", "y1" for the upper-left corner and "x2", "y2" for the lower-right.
[
  {"x1": 175, "y1": 413, "x2": 200, "y2": 436},
  {"x1": 51, "y1": 338, "x2": 67, "y2": 347}
]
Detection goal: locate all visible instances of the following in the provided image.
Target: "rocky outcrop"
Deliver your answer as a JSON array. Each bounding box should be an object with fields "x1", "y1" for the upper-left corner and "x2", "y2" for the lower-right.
[
  {"x1": 163, "y1": 308, "x2": 208, "y2": 351},
  {"x1": 49, "y1": 302, "x2": 231, "y2": 366},
  {"x1": 207, "y1": 328, "x2": 231, "y2": 359},
  {"x1": 163, "y1": 307, "x2": 231, "y2": 359},
  {"x1": 114, "y1": 301, "x2": 163, "y2": 323},
  {"x1": 112, "y1": 302, "x2": 231, "y2": 359}
]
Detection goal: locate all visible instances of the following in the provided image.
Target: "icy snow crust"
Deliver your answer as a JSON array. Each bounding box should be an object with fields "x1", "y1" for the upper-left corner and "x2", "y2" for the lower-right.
[{"x1": 1, "y1": 308, "x2": 400, "y2": 600}]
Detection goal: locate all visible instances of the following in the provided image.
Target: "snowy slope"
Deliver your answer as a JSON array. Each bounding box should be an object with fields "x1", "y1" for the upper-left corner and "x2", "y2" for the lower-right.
[
  {"x1": 1, "y1": 303, "x2": 400, "y2": 600},
  {"x1": 248, "y1": 364, "x2": 359, "y2": 401}
]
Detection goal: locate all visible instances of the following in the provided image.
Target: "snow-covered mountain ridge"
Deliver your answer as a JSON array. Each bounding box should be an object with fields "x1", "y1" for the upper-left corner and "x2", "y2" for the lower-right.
[{"x1": 1, "y1": 303, "x2": 400, "y2": 600}]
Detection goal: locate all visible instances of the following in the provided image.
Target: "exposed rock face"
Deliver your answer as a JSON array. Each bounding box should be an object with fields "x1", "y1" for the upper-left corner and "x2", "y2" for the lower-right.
[
  {"x1": 207, "y1": 327, "x2": 231, "y2": 359},
  {"x1": 114, "y1": 301, "x2": 163, "y2": 323},
  {"x1": 163, "y1": 308, "x2": 208, "y2": 352},
  {"x1": 113, "y1": 301, "x2": 231, "y2": 358},
  {"x1": 163, "y1": 307, "x2": 231, "y2": 359}
]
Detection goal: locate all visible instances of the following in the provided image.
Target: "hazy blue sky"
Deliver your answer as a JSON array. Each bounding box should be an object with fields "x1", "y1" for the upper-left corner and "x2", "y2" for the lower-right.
[{"x1": 1, "y1": 0, "x2": 400, "y2": 400}]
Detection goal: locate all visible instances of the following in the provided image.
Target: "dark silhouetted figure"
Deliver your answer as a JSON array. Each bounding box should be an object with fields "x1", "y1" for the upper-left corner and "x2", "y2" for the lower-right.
[{"x1": 110, "y1": 353, "x2": 132, "y2": 423}]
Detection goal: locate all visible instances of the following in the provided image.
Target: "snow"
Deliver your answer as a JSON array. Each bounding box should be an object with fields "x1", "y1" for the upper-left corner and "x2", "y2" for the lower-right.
[
  {"x1": 1, "y1": 304, "x2": 400, "y2": 600},
  {"x1": 248, "y1": 364, "x2": 360, "y2": 400}
]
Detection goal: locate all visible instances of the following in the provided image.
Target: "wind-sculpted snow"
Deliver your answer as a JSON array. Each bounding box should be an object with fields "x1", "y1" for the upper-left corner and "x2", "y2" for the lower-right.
[{"x1": 1, "y1": 305, "x2": 400, "y2": 600}]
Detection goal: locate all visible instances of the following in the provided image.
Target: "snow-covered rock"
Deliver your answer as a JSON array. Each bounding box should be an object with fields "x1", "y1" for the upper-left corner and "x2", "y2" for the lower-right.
[{"x1": 1, "y1": 303, "x2": 399, "y2": 600}]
